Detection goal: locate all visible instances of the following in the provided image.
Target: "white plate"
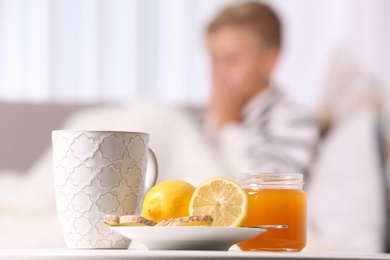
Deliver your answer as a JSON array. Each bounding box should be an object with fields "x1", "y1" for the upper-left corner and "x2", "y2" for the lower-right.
[{"x1": 111, "y1": 226, "x2": 265, "y2": 251}]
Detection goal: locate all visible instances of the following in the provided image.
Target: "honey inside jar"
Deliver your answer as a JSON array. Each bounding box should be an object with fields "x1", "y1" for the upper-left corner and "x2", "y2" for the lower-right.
[{"x1": 238, "y1": 173, "x2": 307, "y2": 252}]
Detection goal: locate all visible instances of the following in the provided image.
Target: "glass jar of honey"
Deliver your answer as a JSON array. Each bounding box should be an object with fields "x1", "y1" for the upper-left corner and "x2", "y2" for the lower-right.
[{"x1": 237, "y1": 173, "x2": 306, "y2": 252}]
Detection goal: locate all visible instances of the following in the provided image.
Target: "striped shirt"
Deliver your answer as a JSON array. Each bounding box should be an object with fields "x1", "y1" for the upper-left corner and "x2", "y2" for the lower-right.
[{"x1": 205, "y1": 87, "x2": 321, "y2": 179}]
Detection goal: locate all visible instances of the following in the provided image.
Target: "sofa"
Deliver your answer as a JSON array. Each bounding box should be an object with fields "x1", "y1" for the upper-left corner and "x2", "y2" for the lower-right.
[{"x1": 0, "y1": 102, "x2": 94, "y2": 172}]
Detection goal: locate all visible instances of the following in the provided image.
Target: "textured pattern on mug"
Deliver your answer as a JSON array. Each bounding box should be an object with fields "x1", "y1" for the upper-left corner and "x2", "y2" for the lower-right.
[{"x1": 52, "y1": 131, "x2": 148, "y2": 248}]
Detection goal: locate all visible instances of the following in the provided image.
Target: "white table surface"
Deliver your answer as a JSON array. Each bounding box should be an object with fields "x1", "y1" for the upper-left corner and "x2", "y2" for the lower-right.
[{"x1": 0, "y1": 249, "x2": 389, "y2": 260}]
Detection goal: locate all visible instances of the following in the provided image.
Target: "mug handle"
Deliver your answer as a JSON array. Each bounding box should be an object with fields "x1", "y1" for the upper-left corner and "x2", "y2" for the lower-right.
[{"x1": 145, "y1": 148, "x2": 158, "y2": 193}]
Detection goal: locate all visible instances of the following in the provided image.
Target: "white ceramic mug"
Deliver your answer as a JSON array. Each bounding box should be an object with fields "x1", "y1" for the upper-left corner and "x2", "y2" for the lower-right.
[{"x1": 52, "y1": 130, "x2": 158, "y2": 249}]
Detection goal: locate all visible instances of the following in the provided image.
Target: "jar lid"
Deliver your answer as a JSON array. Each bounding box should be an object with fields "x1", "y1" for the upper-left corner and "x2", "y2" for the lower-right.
[{"x1": 240, "y1": 172, "x2": 304, "y2": 189}]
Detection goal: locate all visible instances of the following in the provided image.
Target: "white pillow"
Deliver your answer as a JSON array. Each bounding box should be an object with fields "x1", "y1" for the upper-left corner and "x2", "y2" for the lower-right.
[{"x1": 307, "y1": 105, "x2": 386, "y2": 252}]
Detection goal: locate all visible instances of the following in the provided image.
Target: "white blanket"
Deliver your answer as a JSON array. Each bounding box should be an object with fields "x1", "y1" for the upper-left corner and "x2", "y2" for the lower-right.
[{"x1": 0, "y1": 100, "x2": 386, "y2": 252}]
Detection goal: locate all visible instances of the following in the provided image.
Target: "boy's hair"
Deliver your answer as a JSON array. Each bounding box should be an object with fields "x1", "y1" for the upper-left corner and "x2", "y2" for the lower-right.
[{"x1": 207, "y1": 2, "x2": 282, "y2": 48}]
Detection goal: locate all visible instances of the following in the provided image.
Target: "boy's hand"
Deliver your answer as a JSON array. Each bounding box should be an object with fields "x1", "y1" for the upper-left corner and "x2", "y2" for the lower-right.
[{"x1": 207, "y1": 77, "x2": 246, "y2": 129}]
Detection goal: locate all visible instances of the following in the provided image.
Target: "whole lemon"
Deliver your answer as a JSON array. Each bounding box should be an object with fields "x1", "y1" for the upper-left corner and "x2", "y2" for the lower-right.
[{"x1": 142, "y1": 180, "x2": 195, "y2": 222}]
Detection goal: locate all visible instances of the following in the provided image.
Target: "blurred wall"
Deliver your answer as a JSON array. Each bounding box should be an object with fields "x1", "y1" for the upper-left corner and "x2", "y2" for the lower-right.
[{"x1": 0, "y1": 0, "x2": 389, "y2": 105}]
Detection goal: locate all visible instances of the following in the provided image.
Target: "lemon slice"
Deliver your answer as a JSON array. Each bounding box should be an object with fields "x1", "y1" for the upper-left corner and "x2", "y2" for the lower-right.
[{"x1": 188, "y1": 176, "x2": 248, "y2": 227}]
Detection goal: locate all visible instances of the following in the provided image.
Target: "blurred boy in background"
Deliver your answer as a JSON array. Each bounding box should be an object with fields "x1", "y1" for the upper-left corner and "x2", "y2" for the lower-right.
[{"x1": 202, "y1": 2, "x2": 320, "y2": 177}]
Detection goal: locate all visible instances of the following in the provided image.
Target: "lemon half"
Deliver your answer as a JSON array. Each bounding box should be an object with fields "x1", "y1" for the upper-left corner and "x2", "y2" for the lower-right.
[{"x1": 189, "y1": 176, "x2": 248, "y2": 227}]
